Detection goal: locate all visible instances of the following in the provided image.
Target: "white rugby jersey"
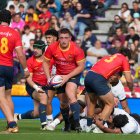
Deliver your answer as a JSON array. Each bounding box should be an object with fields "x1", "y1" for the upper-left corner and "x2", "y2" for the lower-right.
[{"x1": 113, "y1": 108, "x2": 140, "y2": 134}]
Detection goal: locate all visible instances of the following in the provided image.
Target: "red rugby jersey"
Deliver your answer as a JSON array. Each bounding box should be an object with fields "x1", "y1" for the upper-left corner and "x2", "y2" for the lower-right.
[
  {"x1": 27, "y1": 56, "x2": 47, "y2": 86},
  {"x1": 44, "y1": 41, "x2": 85, "y2": 75},
  {"x1": 0, "y1": 25, "x2": 22, "y2": 66},
  {"x1": 91, "y1": 53, "x2": 130, "y2": 79}
]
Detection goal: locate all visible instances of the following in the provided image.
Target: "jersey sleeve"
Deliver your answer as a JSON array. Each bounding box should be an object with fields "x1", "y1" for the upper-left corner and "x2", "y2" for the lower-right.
[
  {"x1": 122, "y1": 55, "x2": 130, "y2": 72},
  {"x1": 27, "y1": 58, "x2": 33, "y2": 73},
  {"x1": 44, "y1": 45, "x2": 53, "y2": 60},
  {"x1": 75, "y1": 47, "x2": 85, "y2": 63},
  {"x1": 15, "y1": 31, "x2": 22, "y2": 48}
]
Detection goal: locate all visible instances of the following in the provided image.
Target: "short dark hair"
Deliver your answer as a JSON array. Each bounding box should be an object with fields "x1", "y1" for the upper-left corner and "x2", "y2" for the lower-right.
[
  {"x1": 33, "y1": 40, "x2": 46, "y2": 53},
  {"x1": 113, "y1": 114, "x2": 129, "y2": 128},
  {"x1": 24, "y1": 25, "x2": 30, "y2": 30},
  {"x1": 28, "y1": 13, "x2": 33, "y2": 18},
  {"x1": 84, "y1": 27, "x2": 92, "y2": 32},
  {"x1": 59, "y1": 28, "x2": 72, "y2": 36},
  {"x1": 45, "y1": 29, "x2": 58, "y2": 40},
  {"x1": 0, "y1": 9, "x2": 12, "y2": 25},
  {"x1": 9, "y1": 5, "x2": 15, "y2": 9},
  {"x1": 19, "y1": 4, "x2": 25, "y2": 8}
]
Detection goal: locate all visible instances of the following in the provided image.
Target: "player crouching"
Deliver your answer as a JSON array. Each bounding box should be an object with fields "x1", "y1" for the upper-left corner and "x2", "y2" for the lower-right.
[{"x1": 14, "y1": 40, "x2": 48, "y2": 130}]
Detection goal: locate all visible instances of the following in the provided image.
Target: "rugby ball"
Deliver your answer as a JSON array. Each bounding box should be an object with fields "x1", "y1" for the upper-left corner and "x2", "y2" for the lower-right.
[{"x1": 49, "y1": 75, "x2": 63, "y2": 88}]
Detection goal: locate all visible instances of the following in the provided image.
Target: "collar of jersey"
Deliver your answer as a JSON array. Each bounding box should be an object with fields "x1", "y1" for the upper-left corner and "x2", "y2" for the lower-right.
[{"x1": 59, "y1": 42, "x2": 70, "y2": 52}]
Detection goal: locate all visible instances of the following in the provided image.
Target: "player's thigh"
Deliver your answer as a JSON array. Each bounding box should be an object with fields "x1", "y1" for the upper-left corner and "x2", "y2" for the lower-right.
[
  {"x1": 0, "y1": 66, "x2": 13, "y2": 90},
  {"x1": 47, "y1": 89, "x2": 56, "y2": 102},
  {"x1": 99, "y1": 91, "x2": 114, "y2": 106}
]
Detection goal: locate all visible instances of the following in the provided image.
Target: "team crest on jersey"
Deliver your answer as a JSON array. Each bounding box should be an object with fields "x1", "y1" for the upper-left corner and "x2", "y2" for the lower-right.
[{"x1": 68, "y1": 54, "x2": 73, "y2": 60}]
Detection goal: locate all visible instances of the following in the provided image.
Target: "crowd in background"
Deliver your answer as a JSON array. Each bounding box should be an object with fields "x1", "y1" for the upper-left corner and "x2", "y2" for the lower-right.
[{"x1": 3, "y1": 0, "x2": 140, "y2": 87}]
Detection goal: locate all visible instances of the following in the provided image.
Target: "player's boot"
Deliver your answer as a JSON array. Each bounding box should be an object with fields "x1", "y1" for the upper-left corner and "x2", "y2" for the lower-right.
[
  {"x1": 46, "y1": 122, "x2": 56, "y2": 131},
  {"x1": 85, "y1": 124, "x2": 96, "y2": 133},
  {"x1": 0, "y1": 126, "x2": 19, "y2": 134}
]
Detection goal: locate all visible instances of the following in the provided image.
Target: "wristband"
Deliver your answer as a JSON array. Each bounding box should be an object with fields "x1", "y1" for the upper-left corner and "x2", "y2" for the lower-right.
[
  {"x1": 24, "y1": 67, "x2": 28, "y2": 72},
  {"x1": 33, "y1": 84, "x2": 40, "y2": 92}
]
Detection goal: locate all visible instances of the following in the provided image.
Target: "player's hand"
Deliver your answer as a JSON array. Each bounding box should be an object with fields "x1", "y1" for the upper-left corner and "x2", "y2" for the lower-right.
[
  {"x1": 24, "y1": 70, "x2": 30, "y2": 78},
  {"x1": 37, "y1": 88, "x2": 45, "y2": 94},
  {"x1": 60, "y1": 75, "x2": 70, "y2": 86}
]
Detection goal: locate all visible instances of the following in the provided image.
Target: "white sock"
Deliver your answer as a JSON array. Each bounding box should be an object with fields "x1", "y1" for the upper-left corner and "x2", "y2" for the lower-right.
[
  {"x1": 47, "y1": 114, "x2": 53, "y2": 121},
  {"x1": 80, "y1": 111, "x2": 86, "y2": 117},
  {"x1": 51, "y1": 118, "x2": 60, "y2": 127}
]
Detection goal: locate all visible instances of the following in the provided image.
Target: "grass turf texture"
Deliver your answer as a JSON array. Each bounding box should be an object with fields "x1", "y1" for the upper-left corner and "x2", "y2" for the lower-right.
[{"x1": 0, "y1": 120, "x2": 140, "y2": 140}]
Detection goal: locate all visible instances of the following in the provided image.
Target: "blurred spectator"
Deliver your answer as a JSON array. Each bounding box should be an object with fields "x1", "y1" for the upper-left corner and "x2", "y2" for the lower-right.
[
  {"x1": 60, "y1": 0, "x2": 75, "y2": 20},
  {"x1": 27, "y1": 0, "x2": 38, "y2": 8},
  {"x1": 81, "y1": 27, "x2": 97, "y2": 55},
  {"x1": 74, "y1": 2, "x2": 91, "y2": 38},
  {"x1": 25, "y1": 13, "x2": 38, "y2": 32},
  {"x1": 39, "y1": 4, "x2": 52, "y2": 22},
  {"x1": 22, "y1": 25, "x2": 35, "y2": 50},
  {"x1": 25, "y1": 5, "x2": 39, "y2": 22},
  {"x1": 108, "y1": 27, "x2": 126, "y2": 47},
  {"x1": 107, "y1": 38, "x2": 123, "y2": 55},
  {"x1": 19, "y1": 0, "x2": 28, "y2": 11},
  {"x1": 25, "y1": 39, "x2": 35, "y2": 59},
  {"x1": 10, "y1": 12, "x2": 25, "y2": 32},
  {"x1": 86, "y1": 40, "x2": 108, "y2": 65},
  {"x1": 129, "y1": 43, "x2": 138, "y2": 66},
  {"x1": 49, "y1": 15, "x2": 60, "y2": 31},
  {"x1": 129, "y1": 13, "x2": 140, "y2": 36},
  {"x1": 124, "y1": 27, "x2": 140, "y2": 49},
  {"x1": 35, "y1": 28, "x2": 45, "y2": 41},
  {"x1": 75, "y1": 38, "x2": 82, "y2": 48},
  {"x1": 6, "y1": 0, "x2": 20, "y2": 13},
  {"x1": 130, "y1": 1, "x2": 140, "y2": 19},
  {"x1": 108, "y1": 15, "x2": 128, "y2": 37},
  {"x1": 36, "y1": 0, "x2": 48, "y2": 14},
  {"x1": 47, "y1": 0, "x2": 62, "y2": 17},
  {"x1": 118, "y1": 2, "x2": 131, "y2": 23},
  {"x1": 9, "y1": 5, "x2": 16, "y2": 16},
  {"x1": 37, "y1": 14, "x2": 50, "y2": 34},
  {"x1": 60, "y1": 12, "x2": 76, "y2": 35},
  {"x1": 19, "y1": 4, "x2": 26, "y2": 20}
]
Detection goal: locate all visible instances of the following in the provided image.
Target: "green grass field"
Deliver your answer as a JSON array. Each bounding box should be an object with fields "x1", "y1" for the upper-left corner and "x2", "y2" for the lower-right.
[{"x1": 0, "y1": 119, "x2": 140, "y2": 140}]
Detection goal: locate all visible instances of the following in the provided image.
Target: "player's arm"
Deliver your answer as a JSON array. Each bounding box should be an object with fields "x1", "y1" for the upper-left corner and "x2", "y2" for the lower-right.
[
  {"x1": 123, "y1": 71, "x2": 135, "y2": 95},
  {"x1": 26, "y1": 73, "x2": 44, "y2": 93},
  {"x1": 15, "y1": 46, "x2": 29, "y2": 78},
  {"x1": 120, "y1": 99, "x2": 130, "y2": 114},
  {"x1": 95, "y1": 119, "x2": 122, "y2": 133},
  {"x1": 43, "y1": 57, "x2": 51, "y2": 80}
]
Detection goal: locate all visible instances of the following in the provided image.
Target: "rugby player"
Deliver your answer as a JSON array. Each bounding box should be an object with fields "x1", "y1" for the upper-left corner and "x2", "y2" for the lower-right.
[
  {"x1": 0, "y1": 9, "x2": 29, "y2": 133},
  {"x1": 43, "y1": 28, "x2": 85, "y2": 132}
]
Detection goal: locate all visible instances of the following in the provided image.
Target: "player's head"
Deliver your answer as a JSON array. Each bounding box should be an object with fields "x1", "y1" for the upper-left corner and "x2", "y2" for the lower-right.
[
  {"x1": 113, "y1": 114, "x2": 129, "y2": 128},
  {"x1": 45, "y1": 29, "x2": 58, "y2": 46},
  {"x1": 119, "y1": 48, "x2": 131, "y2": 60},
  {"x1": 59, "y1": 28, "x2": 72, "y2": 49},
  {"x1": 33, "y1": 40, "x2": 46, "y2": 57},
  {"x1": 0, "y1": 9, "x2": 12, "y2": 25}
]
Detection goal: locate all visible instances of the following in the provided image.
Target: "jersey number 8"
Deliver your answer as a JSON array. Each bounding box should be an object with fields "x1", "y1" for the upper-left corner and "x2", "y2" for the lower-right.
[{"x1": 0, "y1": 37, "x2": 9, "y2": 54}]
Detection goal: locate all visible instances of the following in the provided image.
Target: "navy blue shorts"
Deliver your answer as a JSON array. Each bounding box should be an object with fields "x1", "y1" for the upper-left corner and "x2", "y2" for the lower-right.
[
  {"x1": 49, "y1": 74, "x2": 81, "y2": 94},
  {"x1": 84, "y1": 71, "x2": 111, "y2": 96},
  {"x1": 26, "y1": 82, "x2": 48, "y2": 99},
  {"x1": 0, "y1": 65, "x2": 14, "y2": 90}
]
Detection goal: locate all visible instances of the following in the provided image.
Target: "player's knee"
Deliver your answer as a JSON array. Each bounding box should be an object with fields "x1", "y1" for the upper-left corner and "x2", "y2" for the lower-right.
[{"x1": 39, "y1": 94, "x2": 47, "y2": 104}]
